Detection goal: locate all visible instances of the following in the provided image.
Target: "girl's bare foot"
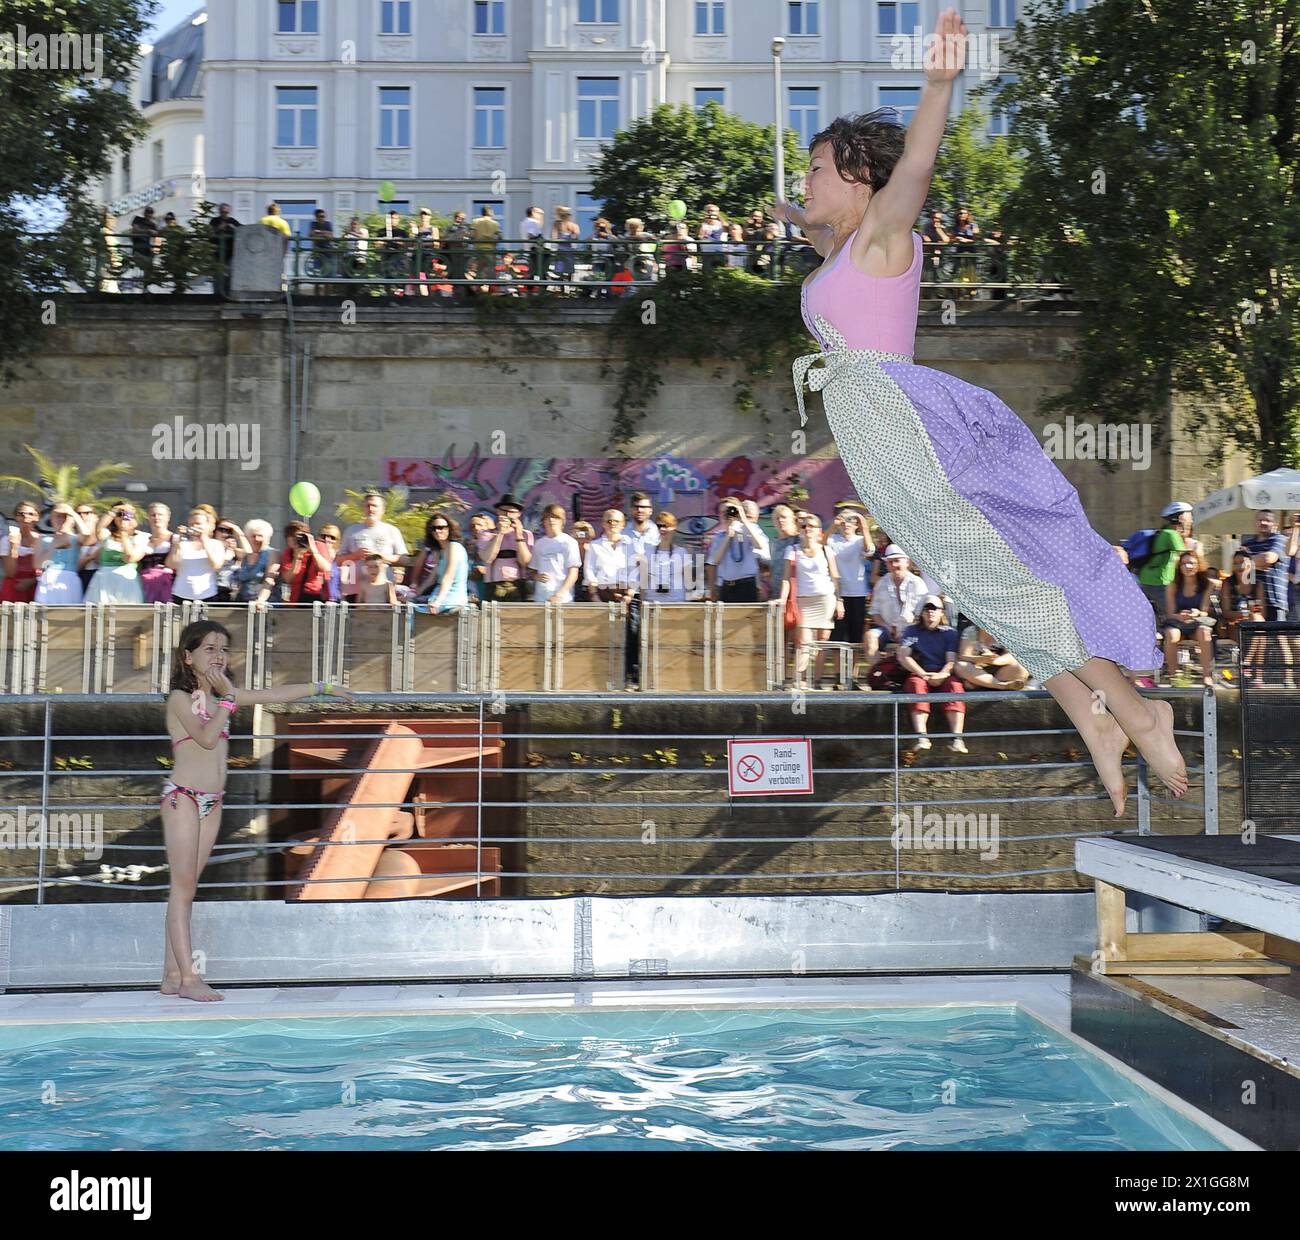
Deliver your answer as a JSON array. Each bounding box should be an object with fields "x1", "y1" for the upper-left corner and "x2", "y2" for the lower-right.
[
  {"x1": 177, "y1": 978, "x2": 224, "y2": 1002},
  {"x1": 1129, "y1": 697, "x2": 1189, "y2": 798},
  {"x1": 160, "y1": 974, "x2": 182, "y2": 995},
  {"x1": 1084, "y1": 712, "x2": 1129, "y2": 817}
]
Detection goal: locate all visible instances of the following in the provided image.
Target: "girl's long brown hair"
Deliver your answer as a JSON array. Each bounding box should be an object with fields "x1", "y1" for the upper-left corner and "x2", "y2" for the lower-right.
[{"x1": 169, "y1": 620, "x2": 232, "y2": 693}]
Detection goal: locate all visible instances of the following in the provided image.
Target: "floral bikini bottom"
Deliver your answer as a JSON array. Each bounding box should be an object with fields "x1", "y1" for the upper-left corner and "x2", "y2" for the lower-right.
[{"x1": 161, "y1": 780, "x2": 224, "y2": 821}]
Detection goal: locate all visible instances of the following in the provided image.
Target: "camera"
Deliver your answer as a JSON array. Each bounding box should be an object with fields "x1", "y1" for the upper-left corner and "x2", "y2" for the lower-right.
[
  {"x1": 723, "y1": 505, "x2": 739, "y2": 518},
  {"x1": 297, "y1": 533, "x2": 310, "y2": 547}
]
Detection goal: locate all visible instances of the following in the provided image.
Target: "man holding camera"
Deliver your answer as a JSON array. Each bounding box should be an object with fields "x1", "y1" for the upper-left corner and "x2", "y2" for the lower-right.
[
  {"x1": 479, "y1": 493, "x2": 534, "y2": 602},
  {"x1": 707, "y1": 496, "x2": 771, "y2": 603}
]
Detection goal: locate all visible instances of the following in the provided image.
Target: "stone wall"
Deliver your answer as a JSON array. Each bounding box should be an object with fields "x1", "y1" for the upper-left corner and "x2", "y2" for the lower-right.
[{"x1": 0, "y1": 300, "x2": 1237, "y2": 543}]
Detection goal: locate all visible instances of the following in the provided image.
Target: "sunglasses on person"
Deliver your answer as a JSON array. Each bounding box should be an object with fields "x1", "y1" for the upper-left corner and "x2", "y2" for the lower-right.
[
  {"x1": 655, "y1": 522, "x2": 673, "y2": 529},
  {"x1": 922, "y1": 603, "x2": 942, "y2": 612},
  {"x1": 319, "y1": 533, "x2": 338, "y2": 542},
  {"x1": 76, "y1": 509, "x2": 94, "y2": 516},
  {"x1": 431, "y1": 523, "x2": 450, "y2": 531},
  {"x1": 216, "y1": 526, "x2": 234, "y2": 536}
]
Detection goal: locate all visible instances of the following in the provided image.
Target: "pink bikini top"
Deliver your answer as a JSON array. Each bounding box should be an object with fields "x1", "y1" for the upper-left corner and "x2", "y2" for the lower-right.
[{"x1": 172, "y1": 689, "x2": 233, "y2": 747}]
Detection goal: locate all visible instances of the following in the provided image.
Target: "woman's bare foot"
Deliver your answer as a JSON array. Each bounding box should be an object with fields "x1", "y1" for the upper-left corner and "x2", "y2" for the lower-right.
[
  {"x1": 177, "y1": 978, "x2": 224, "y2": 1002},
  {"x1": 1083, "y1": 712, "x2": 1129, "y2": 817},
  {"x1": 1128, "y1": 697, "x2": 1189, "y2": 798},
  {"x1": 159, "y1": 973, "x2": 182, "y2": 995}
]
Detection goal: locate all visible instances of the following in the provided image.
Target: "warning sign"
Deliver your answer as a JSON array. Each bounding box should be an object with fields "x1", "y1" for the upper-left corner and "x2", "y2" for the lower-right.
[{"x1": 727, "y1": 738, "x2": 813, "y2": 797}]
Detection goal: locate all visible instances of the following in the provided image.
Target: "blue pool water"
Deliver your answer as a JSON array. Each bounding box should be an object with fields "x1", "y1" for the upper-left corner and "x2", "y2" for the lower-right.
[{"x1": 0, "y1": 1005, "x2": 1227, "y2": 1150}]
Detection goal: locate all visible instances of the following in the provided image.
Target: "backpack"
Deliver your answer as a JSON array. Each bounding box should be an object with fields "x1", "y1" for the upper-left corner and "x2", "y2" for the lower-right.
[{"x1": 1122, "y1": 528, "x2": 1159, "y2": 573}]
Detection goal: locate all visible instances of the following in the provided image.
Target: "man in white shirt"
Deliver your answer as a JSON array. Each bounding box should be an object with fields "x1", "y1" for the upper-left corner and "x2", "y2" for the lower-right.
[
  {"x1": 707, "y1": 496, "x2": 770, "y2": 602},
  {"x1": 530, "y1": 504, "x2": 581, "y2": 603},
  {"x1": 624, "y1": 491, "x2": 660, "y2": 559},
  {"x1": 519, "y1": 205, "x2": 545, "y2": 281},
  {"x1": 339, "y1": 492, "x2": 409, "y2": 601},
  {"x1": 867, "y1": 544, "x2": 929, "y2": 671}
]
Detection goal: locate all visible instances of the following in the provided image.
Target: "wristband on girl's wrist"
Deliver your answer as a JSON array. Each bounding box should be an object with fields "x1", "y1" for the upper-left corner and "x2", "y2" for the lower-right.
[{"x1": 218, "y1": 696, "x2": 236, "y2": 712}]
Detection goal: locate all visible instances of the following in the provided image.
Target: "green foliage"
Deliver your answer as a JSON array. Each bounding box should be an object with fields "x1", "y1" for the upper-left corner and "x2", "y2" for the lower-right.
[
  {"x1": 589, "y1": 102, "x2": 808, "y2": 228},
  {"x1": 998, "y1": 0, "x2": 1300, "y2": 469},
  {"x1": 928, "y1": 103, "x2": 1025, "y2": 227},
  {"x1": 600, "y1": 266, "x2": 811, "y2": 451},
  {"x1": 0, "y1": 0, "x2": 154, "y2": 380},
  {"x1": 0, "y1": 443, "x2": 133, "y2": 506}
]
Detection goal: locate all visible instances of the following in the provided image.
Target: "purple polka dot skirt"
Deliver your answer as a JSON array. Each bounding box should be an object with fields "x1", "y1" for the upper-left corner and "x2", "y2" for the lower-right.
[{"x1": 793, "y1": 316, "x2": 1161, "y2": 681}]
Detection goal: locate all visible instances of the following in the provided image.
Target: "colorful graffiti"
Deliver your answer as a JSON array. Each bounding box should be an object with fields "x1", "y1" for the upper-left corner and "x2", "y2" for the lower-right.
[{"x1": 386, "y1": 449, "x2": 862, "y2": 549}]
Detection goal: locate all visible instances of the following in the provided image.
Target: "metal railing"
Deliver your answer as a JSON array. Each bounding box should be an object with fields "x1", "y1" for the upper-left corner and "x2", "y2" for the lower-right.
[
  {"x1": 37, "y1": 229, "x2": 1071, "y2": 298},
  {"x1": 0, "y1": 688, "x2": 1218, "y2": 905}
]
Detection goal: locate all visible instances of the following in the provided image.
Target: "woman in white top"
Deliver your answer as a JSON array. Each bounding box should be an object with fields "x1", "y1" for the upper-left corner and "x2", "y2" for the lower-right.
[
  {"x1": 723, "y1": 222, "x2": 749, "y2": 269},
  {"x1": 642, "y1": 511, "x2": 693, "y2": 603},
  {"x1": 583, "y1": 509, "x2": 636, "y2": 602},
  {"x1": 827, "y1": 510, "x2": 871, "y2": 646},
  {"x1": 165, "y1": 507, "x2": 226, "y2": 602},
  {"x1": 83, "y1": 505, "x2": 148, "y2": 603},
  {"x1": 778, "y1": 512, "x2": 842, "y2": 690}
]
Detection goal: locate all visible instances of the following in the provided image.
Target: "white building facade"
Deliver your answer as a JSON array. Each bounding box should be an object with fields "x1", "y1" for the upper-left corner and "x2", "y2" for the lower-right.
[
  {"x1": 95, "y1": 9, "x2": 207, "y2": 226},
  {"x1": 166, "y1": 1, "x2": 1027, "y2": 236}
]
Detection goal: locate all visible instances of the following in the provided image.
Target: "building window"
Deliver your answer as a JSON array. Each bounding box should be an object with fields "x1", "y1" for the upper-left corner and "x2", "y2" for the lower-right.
[
  {"x1": 120, "y1": 155, "x2": 130, "y2": 197},
  {"x1": 989, "y1": 0, "x2": 1017, "y2": 26},
  {"x1": 151, "y1": 139, "x2": 163, "y2": 183},
  {"x1": 380, "y1": 0, "x2": 411, "y2": 35},
  {"x1": 474, "y1": 0, "x2": 505, "y2": 35},
  {"x1": 988, "y1": 75, "x2": 1018, "y2": 136},
  {"x1": 575, "y1": 192, "x2": 603, "y2": 236},
  {"x1": 879, "y1": 84, "x2": 921, "y2": 127},
  {"x1": 695, "y1": 1, "x2": 725, "y2": 35},
  {"x1": 788, "y1": 85, "x2": 820, "y2": 148},
  {"x1": 578, "y1": 0, "x2": 618, "y2": 23},
  {"x1": 577, "y1": 78, "x2": 619, "y2": 140},
  {"x1": 694, "y1": 87, "x2": 726, "y2": 110},
  {"x1": 278, "y1": 201, "x2": 319, "y2": 237},
  {"x1": 276, "y1": 86, "x2": 318, "y2": 147},
  {"x1": 788, "y1": 1, "x2": 819, "y2": 36},
  {"x1": 473, "y1": 87, "x2": 506, "y2": 148},
  {"x1": 378, "y1": 198, "x2": 411, "y2": 218},
  {"x1": 379, "y1": 87, "x2": 411, "y2": 148},
  {"x1": 878, "y1": 1, "x2": 918, "y2": 36},
  {"x1": 277, "y1": 1, "x2": 318, "y2": 35}
]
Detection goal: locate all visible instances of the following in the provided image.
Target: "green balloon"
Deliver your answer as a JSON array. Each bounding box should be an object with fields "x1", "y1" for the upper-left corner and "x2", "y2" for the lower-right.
[
  {"x1": 288, "y1": 481, "x2": 320, "y2": 518},
  {"x1": 379, "y1": 180, "x2": 397, "y2": 202},
  {"x1": 667, "y1": 199, "x2": 687, "y2": 220}
]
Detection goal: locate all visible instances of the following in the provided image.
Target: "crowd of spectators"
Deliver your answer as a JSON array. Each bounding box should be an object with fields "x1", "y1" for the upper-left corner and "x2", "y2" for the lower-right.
[
  {"x1": 108, "y1": 200, "x2": 1008, "y2": 298},
  {"x1": 1121, "y1": 503, "x2": 1300, "y2": 689}
]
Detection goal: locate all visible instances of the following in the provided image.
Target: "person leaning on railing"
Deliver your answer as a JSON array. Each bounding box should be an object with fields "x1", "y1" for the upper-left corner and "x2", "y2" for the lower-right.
[
  {"x1": 225, "y1": 519, "x2": 275, "y2": 604},
  {"x1": 411, "y1": 513, "x2": 470, "y2": 613},
  {"x1": 530, "y1": 505, "x2": 582, "y2": 604},
  {"x1": 265, "y1": 520, "x2": 333, "y2": 605},
  {"x1": 166, "y1": 507, "x2": 226, "y2": 605}
]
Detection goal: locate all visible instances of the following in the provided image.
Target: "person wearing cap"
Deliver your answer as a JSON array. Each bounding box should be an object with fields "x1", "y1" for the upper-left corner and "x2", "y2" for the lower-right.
[
  {"x1": 338, "y1": 492, "x2": 409, "y2": 601},
  {"x1": 866, "y1": 545, "x2": 928, "y2": 676},
  {"x1": 1135, "y1": 502, "x2": 1191, "y2": 620},
  {"x1": 897, "y1": 597, "x2": 966, "y2": 751},
  {"x1": 479, "y1": 493, "x2": 534, "y2": 601},
  {"x1": 33, "y1": 504, "x2": 94, "y2": 604}
]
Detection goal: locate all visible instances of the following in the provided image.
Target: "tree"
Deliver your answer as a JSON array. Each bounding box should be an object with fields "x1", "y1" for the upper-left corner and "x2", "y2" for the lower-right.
[
  {"x1": 588, "y1": 101, "x2": 809, "y2": 227},
  {"x1": 928, "y1": 103, "x2": 1025, "y2": 226},
  {"x1": 0, "y1": 443, "x2": 133, "y2": 507},
  {"x1": 998, "y1": 0, "x2": 1299, "y2": 469},
  {"x1": 0, "y1": 0, "x2": 152, "y2": 380}
]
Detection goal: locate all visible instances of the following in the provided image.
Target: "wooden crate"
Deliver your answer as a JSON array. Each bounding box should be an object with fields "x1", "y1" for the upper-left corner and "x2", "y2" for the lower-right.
[
  {"x1": 342, "y1": 604, "x2": 404, "y2": 691},
  {"x1": 36, "y1": 604, "x2": 90, "y2": 694},
  {"x1": 640, "y1": 603, "x2": 709, "y2": 691},
  {"x1": 713, "y1": 602, "x2": 781, "y2": 691},
  {"x1": 409, "y1": 607, "x2": 475, "y2": 691},
  {"x1": 553, "y1": 603, "x2": 625, "y2": 691},
  {"x1": 484, "y1": 602, "x2": 550, "y2": 691}
]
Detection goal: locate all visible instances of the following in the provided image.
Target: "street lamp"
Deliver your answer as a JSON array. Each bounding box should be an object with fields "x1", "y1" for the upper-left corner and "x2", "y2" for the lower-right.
[{"x1": 771, "y1": 37, "x2": 786, "y2": 208}]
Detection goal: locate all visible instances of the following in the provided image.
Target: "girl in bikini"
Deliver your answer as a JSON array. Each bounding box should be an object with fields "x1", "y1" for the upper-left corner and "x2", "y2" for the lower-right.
[{"x1": 162, "y1": 620, "x2": 352, "y2": 1001}]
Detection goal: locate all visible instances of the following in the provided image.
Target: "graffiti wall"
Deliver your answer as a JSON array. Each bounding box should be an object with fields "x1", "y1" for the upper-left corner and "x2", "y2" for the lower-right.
[{"x1": 386, "y1": 448, "x2": 862, "y2": 548}]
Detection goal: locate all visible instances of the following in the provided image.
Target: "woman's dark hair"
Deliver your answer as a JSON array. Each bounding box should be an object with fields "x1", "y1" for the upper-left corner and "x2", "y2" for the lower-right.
[
  {"x1": 424, "y1": 513, "x2": 463, "y2": 549},
  {"x1": 1177, "y1": 552, "x2": 1210, "y2": 597},
  {"x1": 169, "y1": 620, "x2": 232, "y2": 693},
  {"x1": 809, "y1": 108, "x2": 908, "y2": 193}
]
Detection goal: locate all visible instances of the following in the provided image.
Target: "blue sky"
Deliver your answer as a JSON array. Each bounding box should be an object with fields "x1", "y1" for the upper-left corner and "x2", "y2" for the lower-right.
[{"x1": 145, "y1": 0, "x2": 204, "y2": 41}]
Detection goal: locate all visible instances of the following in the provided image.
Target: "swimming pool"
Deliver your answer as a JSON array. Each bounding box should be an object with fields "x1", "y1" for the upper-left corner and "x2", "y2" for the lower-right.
[{"x1": 0, "y1": 1005, "x2": 1230, "y2": 1150}]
